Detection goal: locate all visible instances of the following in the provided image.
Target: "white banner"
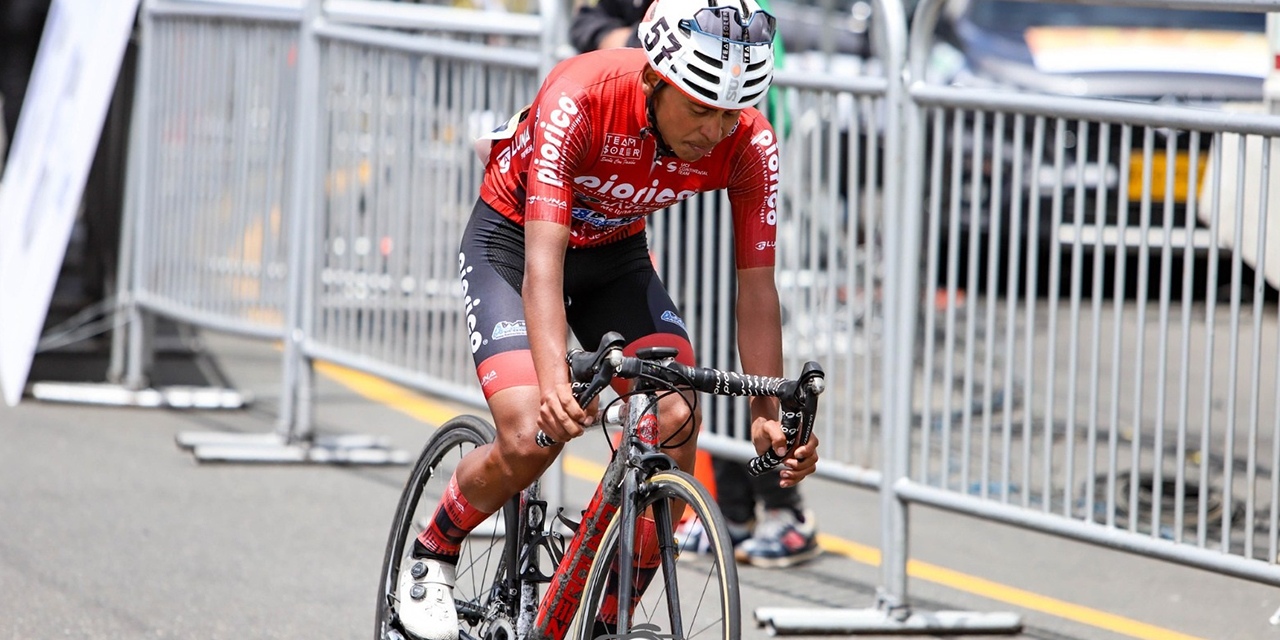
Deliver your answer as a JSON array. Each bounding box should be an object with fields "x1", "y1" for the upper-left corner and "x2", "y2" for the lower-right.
[{"x1": 0, "y1": 0, "x2": 141, "y2": 407}]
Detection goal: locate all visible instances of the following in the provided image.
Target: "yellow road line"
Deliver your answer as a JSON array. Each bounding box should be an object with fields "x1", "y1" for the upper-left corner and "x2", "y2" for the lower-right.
[
  {"x1": 315, "y1": 360, "x2": 1208, "y2": 640},
  {"x1": 563, "y1": 455, "x2": 606, "y2": 483},
  {"x1": 817, "y1": 535, "x2": 1207, "y2": 640},
  {"x1": 314, "y1": 360, "x2": 460, "y2": 427},
  {"x1": 908, "y1": 562, "x2": 1208, "y2": 640}
]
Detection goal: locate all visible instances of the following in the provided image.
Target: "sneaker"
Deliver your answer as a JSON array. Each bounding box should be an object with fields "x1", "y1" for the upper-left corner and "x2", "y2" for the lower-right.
[
  {"x1": 397, "y1": 555, "x2": 459, "y2": 640},
  {"x1": 675, "y1": 518, "x2": 752, "y2": 557},
  {"x1": 736, "y1": 508, "x2": 821, "y2": 568}
]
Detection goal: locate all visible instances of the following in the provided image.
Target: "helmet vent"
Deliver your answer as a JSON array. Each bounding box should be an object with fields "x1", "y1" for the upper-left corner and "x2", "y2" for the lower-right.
[
  {"x1": 746, "y1": 59, "x2": 769, "y2": 72},
  {"x1": 688, "y1": 64, "x2": 720, "y2": 85},
  {"x1": 739, "y1": 89, "x2": 765, "y2": 104},
  {"x1": 743, "y1": 75, "x2": 767, "y2": 88},
  {"x1": 686, "y1": 80, "x2": 719, "y2": 102},
  {"x1": 693, "y1": 50, "x2": 724, "y2": 69}
]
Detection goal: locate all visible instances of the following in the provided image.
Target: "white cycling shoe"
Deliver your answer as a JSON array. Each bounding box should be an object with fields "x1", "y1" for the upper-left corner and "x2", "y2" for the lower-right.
[{"x1": 397, "y1": 555, "x2": 459, "y2": 640}]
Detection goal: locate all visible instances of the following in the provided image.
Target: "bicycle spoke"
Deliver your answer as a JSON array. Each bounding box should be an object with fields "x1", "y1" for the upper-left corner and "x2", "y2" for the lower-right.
[
  {"x1": 375, "y1": 416, "x2": 519, "y2": 640},
  {"x1": 690, "y1": 617, "x2": 723, "y2": 638},
  {"x1": 689, "y1": 560, "x2": 716, "y2": 631},
  {"x1": 572, "y1": 470, "x2": 739, "y2": 640}
]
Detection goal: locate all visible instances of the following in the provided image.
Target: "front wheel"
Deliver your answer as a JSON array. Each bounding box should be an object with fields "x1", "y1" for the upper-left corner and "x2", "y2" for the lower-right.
[
  {"x1": 572, "y1": 470, "x2": 740, "y2": 640},
  {"x1": 375, "y1": 415, "x2": 519, "y2": 640}
]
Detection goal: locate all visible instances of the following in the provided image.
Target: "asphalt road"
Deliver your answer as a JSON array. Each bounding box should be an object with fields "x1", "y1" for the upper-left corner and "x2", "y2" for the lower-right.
[{"x1": 1, "y1": 332, "x2": 1276, "y2": 640}]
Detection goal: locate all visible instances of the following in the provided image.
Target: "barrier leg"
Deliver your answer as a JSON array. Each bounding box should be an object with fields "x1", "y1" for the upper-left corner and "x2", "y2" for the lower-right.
[{"x1": 173, "y1": 0, "x2": 407, "y2": 466}]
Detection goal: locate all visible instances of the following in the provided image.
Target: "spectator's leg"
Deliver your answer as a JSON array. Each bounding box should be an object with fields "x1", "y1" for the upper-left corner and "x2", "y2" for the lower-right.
[
  {"x1": 711, "y1": 456, "x2": 756, "y2": 524},
  {"x1": 738, "y1": 470, "x2": 821, "y2": 568}
]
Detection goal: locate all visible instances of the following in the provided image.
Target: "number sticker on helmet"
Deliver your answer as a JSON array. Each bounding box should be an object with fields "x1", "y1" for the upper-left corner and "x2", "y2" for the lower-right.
[{"x1": 642, "y1": 17, "x2": 682, "y2": 65}]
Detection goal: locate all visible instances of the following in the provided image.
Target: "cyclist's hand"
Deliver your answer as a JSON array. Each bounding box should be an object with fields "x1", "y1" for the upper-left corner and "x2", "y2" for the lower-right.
[
  {"x1": 784, "y1": 433, "x2": 820, "y2": 487},
  {"x1": 752, "y1": 416, "x2": 820, "y2": 488},
  {"x1": 537, "y1": 382, "x2": 593, "y2": 443}
]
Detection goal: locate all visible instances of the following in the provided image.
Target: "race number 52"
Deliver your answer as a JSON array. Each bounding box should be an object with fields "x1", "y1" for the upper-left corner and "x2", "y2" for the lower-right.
[{"x1": 643, "y1": 17, "x2": 682, "y2": 65}]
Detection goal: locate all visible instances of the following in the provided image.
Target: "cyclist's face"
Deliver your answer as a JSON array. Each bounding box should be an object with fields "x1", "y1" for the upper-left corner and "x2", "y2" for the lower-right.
[{"x1": 645, "y1": 70, "x2": 741, "y2": 162}]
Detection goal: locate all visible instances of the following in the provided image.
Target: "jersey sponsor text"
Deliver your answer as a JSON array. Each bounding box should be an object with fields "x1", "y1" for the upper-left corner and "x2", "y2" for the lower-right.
[{"x1": 533, "y1": 95, "x2": 581, "y2": 189}]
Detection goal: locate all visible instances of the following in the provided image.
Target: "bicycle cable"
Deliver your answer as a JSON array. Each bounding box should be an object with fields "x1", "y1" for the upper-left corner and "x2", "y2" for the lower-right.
[{"x1": 606, "y1": 370, "x2": 701, "y2": 452}]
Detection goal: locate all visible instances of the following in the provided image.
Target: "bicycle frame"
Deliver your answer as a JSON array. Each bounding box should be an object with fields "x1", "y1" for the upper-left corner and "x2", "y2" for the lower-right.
[
  {"x1": 528, "y1": 379, "x2": 674, "y2": 640},
  {"x1": 428, "y1": 332, "x2": 821, "y2": 640}
]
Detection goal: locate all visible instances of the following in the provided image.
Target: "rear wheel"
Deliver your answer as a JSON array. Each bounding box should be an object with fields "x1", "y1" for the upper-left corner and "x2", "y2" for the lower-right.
[
  {"x1": 375, "y1": 415, "x2": 520, "y2": 640},
  {"x1": 572, "y1": 470, "x2": 740, "y2": 640}
]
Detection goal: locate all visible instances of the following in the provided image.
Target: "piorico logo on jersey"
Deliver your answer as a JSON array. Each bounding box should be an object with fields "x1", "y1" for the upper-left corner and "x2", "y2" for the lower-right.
[
  {"x1": 533, "y1": 95, "x2": 581, "y2": 189},
  {"x1": 751, "y1": 129, "x2": 781, "y2": 226},
  {"x1": 573, "y1": 174, "x2": 696, "y2": 205},
  {"x1": 458, "y1": 252, "x2": 482, "y2": 353}
]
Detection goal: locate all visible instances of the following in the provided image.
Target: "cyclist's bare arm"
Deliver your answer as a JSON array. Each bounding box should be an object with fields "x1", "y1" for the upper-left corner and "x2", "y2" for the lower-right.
[
  {"x1": 737, "y1": 265, "x2": 820, "y2": 486},
  {"x1": 525, "y1": 219, "x2": 591, "y2": 443}
]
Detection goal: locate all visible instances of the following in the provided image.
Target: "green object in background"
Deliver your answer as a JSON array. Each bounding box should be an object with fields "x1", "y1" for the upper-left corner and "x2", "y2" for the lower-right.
[{"x1": 757, "y1": 0, "x2": 790, "y2": 133}]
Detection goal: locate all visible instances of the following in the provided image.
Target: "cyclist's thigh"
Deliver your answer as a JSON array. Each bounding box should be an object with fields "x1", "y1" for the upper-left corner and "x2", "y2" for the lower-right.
[
  {"x1": 564, "y1": 233, "x2": 696, "y2": 367},
  {"x1": 459, "y1": 199, "x2": 537, "y2": 400}
]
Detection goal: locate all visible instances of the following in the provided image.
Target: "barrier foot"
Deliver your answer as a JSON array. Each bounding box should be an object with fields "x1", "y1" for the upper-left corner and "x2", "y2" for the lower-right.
[
  {"x1": 30, "y1": 381, "x2": 249, "y2": 409},
  {"x1": 754, "y1": 607, "x2": 1022, "y2": 636},
  {"x1": 175, "y1": 432, "x2": 411, "y2": 465}
]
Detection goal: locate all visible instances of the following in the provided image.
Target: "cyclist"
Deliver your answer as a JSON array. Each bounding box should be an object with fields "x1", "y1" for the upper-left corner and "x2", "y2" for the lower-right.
[
  {"x1": 571, "y1": 0, "x2": 824, "y2": 571},
  {"x1": 399, "y1": 0, "x2": 820, "y2": 637}
]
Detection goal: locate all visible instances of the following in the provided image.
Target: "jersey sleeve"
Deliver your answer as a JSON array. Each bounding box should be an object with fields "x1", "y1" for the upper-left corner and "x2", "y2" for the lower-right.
[
  {"x1": 522, "y1": 78, "x2": 594, "y2": 227},
  {"x1": 725, "y1": 117, "x2": 781, "y2": 269}
]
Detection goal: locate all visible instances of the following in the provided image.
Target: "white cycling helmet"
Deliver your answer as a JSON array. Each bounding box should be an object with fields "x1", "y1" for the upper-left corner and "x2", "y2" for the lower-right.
[{"x1": 638, "y1": 0, "x2": 777, "y2": 110}]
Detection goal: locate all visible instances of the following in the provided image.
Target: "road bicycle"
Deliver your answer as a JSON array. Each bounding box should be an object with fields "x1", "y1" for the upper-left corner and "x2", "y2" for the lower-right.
[{"x1": 376, "y1": 331, "x2": 825, "y2": 640}]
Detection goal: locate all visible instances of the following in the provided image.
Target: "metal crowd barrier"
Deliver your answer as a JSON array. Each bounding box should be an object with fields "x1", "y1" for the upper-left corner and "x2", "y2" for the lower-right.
[
  {"x1": 879, "y1": 0, "x2": 1280, "y2": 626},
  {"x1": 762, "y1": 0, "x2": 1280, "y2": 633},
  {"x1": 100, "y1": 0, "x2": 1280, "y2": 633},
  {"x1": 110, "y1": 0, "x2": 557, "y2": 461},
  {"x1": 104, "y1": 1, "x2": 302, "y2": 415},
  {"x1": 646, "y1": 70, "x2": 895, "y2": 489},
  {"x1": 300, "y1": 9, "x2": 543, "y2": 411}
]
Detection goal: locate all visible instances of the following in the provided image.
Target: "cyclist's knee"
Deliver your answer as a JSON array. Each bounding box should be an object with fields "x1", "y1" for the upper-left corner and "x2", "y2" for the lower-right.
[
  {"x1": 657, "y1": 392, "x2": 700, "y2": 445},
  {"x1": 490, "y1": 421, "x2": 559, "y2": 483}
]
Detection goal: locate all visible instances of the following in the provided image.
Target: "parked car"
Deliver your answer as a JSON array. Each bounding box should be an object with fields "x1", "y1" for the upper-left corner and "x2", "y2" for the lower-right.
[{"x1": 927, "y1": 0, "x2": 1267, "y2": 294}]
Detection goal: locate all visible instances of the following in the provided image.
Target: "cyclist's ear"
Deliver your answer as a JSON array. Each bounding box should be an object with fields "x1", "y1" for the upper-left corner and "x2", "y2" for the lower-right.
[{"x1": 641, "y1": 65, "x2": 662, "y2": 97}]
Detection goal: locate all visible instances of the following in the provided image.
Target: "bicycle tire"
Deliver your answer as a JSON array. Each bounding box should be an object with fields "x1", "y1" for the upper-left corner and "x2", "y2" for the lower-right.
[
  {"x1": 375, "y1": 415, "x2": 521, "y2": 640},
  {"x1": 570, "y1": 470, "x2": 740, "y2": 640}
]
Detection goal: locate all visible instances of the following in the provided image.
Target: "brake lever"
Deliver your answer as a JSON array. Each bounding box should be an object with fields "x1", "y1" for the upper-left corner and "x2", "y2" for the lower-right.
[
  {"x1": 536, "y1": 333, "x2": 627, "y2": 448},
  {"x1": 747, "y1": 361, "x2": 824, "y2": 476}
]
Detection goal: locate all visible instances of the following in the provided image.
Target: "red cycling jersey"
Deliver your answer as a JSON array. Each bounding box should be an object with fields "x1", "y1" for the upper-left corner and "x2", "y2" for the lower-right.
[{"x1": 479, "y1": 48, "x2": 780, "y2": 269}]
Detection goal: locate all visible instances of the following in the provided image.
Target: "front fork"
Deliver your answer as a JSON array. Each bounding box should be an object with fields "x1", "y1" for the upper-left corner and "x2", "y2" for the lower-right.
[
  {"x1": 526, "y1": 392, "x2": 681, "y2": 639},
  {"x1": 614, "y1": 468, "x2": 640, "y2": 632},
  {"x1": 617, "y1": 389, "x2": 682, "y2": 635}
]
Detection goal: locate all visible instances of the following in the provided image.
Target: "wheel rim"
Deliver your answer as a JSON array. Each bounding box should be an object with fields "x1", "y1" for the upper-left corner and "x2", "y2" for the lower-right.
[
  {"x1": 380, "y1": 421, "x2": 516, "y2": 639},
  {"x1": 574, "y1": 471, "x2": 739, "y2": 640}
]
